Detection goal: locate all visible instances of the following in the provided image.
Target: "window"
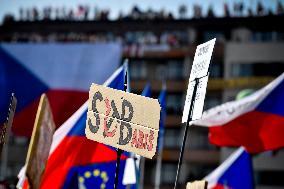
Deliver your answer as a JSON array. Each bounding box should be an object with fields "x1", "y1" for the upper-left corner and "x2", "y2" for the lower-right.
[
  {"x1": 231, "y1": 63, "x2": 253, "y2": 77},
  {"x1": 210, "y1": 63, "x2": 223, "y2": 78},
  {"x1": 161, "y1": 163, "x2": 177, "y2": 184},
  {"x1": 252, "y1": 31, "x2": 282, "y2": 42},
  {"x1": 187, "y1": 128, "x2": 215, "y2": 150},
  {"x1": 203, "y1": 31, "x2": 226, "y2": 43},
  {"x1": 155, "y1": 64, "x2": 168, "y2": 80},
  {"x1": 231, "y1": 62, "x2": 284, "y2": 77},
  {"x1": 204, "y1": 95, "x2": 222, "y2": 110},
  {"x1": 164, "y1": 129, "x2": 182, "y2": 148},
  {"x1": 129, "y1": 61, "x2": 147, "y2": 79},
  {"x1": 167, "y1": 60, "x2": 184, "y2": 80},
  {"x1": 166, "y1": 94, "x2": 183, "y2": 114}
]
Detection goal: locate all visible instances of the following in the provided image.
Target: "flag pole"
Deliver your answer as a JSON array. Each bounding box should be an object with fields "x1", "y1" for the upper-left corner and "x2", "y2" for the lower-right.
[
  {"x1": 114, "y1": 148, "x2": 123, "y2": 189},
  {"x1": 114, "y1": 60, "x2": 128, "y2": 189},
  {"x1": 154, "y1": 82, "x2": 166, "y2": 189},
  {"x1": 154, "y1": 138, "x2": 164, "y2": 189},
  {"x1": 173, "y1": 78, "x2": 199, "y2": 189},
  {"x1": 139, "y1": 157, "x2": 145, "y2": 189}
]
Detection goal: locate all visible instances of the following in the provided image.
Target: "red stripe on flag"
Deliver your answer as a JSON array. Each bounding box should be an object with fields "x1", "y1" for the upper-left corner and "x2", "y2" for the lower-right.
[
  {"x1": 209, "y1": 111, "x2": 284, "y2": 153},
  {"x1": 47, "y1": 90, "x2": 88, "y2": 128},
  {"x1": 12, "y1": 96, "x2": 40, "y2": 136},
  {"x1": 211, "y1": 184, "x2": 233, "y2": 189},
  {"x1": 12, "y1": 89, "x2": 88, "y2": 136},
  {"x1": 40, "y1": 136, "x2": 127, "y2": 189}
]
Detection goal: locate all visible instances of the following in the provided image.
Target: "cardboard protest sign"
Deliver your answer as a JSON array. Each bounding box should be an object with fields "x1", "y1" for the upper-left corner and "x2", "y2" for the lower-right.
[
  {"x1": 0, "y1": 94, "x2": 17, "y2": 157},
  {"x1": 186, "y1": 180, "x2": 208, "y2": 189},
  {"x1": 25, "y1": 94, "x2": 56, "y2": 189},
  {"x1": 86, "y1": 84, "x2": 161, "y2": 159},
  {"x1": 182, "y1": 38, "x2": 216, "y2": 123}
]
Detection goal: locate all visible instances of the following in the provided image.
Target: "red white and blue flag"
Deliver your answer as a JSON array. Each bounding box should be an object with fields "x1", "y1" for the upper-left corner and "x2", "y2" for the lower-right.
[
  {"x1": 194, "y1": 73, "x2": 284, "y2": 153},
  {"x1": 205, "y1": 147, "x2": 254, "y2": 189},
  {"x1": 18, "y1": 65, "x2": 128, "y2": 189},
  {"x1": 0, "y1": 43, "x2": 122, "y2": 136}
]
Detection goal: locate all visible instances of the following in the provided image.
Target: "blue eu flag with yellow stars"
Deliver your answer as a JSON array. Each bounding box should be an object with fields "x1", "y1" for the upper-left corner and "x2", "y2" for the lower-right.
[{"x1": 63, "y1": 161, "x2": 126, "y2": 189}]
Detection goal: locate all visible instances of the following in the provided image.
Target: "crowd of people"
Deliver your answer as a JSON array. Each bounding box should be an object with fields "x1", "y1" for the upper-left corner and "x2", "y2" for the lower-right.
[
  {"x1": 2, "y1": 1, "x2": 284, "y2": 24},
  {"x1": 224, "y1": 1, "x2": 284, "y2": 17}
]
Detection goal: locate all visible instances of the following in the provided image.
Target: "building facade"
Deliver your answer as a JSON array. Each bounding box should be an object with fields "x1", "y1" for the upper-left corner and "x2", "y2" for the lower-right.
[{"x1": 0, "y1": 15, "x2": 284, "y2": 188}]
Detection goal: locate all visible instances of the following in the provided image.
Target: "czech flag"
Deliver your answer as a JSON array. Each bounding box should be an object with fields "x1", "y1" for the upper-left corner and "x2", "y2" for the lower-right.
[
  {"x1": 18, "y1": 65, "x2": 128, "y2": 189},
  {"x1": 205, "y1": 147, "x2": 254, "y2": 189},
  {"x1": 194, "y1": 73, "x2": 284, "y2": 153},
  {"x1": 0, "y1": 43, "x2": 121, "y2": 136},
  {"x1": 41, "y1": 65, "x2": 128, "y2": 189}
]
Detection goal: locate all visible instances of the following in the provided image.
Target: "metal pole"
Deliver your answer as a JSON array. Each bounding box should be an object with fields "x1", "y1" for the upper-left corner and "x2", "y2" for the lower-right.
[
  {"x1": 139, "y1": 157, "x2": 145, "y2": 189},
  {"x1": 114, "y1": 149, "x2": 123, "y2": 189},
  {"x1": 0, "y1": 140, "x2": 9, "y2": 179},
  {"x1": 114, "y1": 61, "x2": 128, "y2": 189},
  {"x1": 154, "y1": 139, "x2": 164, "y2": 189},
  {"x1": 173, "y1": 78, "x2": 199, "y2": 189}
]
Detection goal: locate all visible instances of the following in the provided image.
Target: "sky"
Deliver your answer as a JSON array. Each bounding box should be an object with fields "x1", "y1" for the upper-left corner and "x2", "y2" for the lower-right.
[{"x1": 0, "y1": 0, "x2": 283, "y2": 21}]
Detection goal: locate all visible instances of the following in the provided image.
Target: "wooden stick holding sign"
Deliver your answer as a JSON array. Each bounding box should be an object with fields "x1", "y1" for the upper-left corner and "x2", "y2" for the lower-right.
[
  {"x1": 0, "y1": 94, "x2": 17, "y2": 157},
  {"x1": 85, "y1": 75, "x2": 161, "y2": 188},
  {"x1": 0, "y1": 93, "x2": 17, "y2": 179},
  {"x1": 174, "y1": 38, "x2": 216, "y2": 189}
]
